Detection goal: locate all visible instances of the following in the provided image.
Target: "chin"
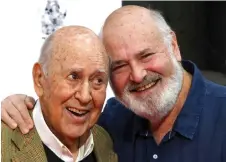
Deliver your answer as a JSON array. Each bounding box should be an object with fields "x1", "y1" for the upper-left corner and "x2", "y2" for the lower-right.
[{"x1": 64, "y1": 125, "x2": 89, "y2": 139}]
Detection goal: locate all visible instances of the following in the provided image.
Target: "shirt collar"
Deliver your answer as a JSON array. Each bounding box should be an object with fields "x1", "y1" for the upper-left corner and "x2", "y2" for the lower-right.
[
  {"x1": 132, "y1": 60, "x2": 206, "y2": 140},
  {"x1": 173, "y1": 60, "x2": 206, "y2": 140},
  {"x1": 33, "y1": 100, "x2": 94, "y2": 162}
]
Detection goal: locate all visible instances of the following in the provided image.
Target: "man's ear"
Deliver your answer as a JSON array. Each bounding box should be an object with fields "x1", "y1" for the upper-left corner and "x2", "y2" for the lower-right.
[
  {"x1": 170, "y1": 31, "x2": 181, "y2": 61},
  {"x1": 32, "y1": 63, "x2": 45, "y2": 97}
]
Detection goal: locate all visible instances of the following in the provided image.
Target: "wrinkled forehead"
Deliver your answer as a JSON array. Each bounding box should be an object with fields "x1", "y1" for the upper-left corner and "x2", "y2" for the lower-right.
[
  {"x1": 50, "y1": 35, "x2": 108, "y2": 71},
  {"x1": 103, "y1": 23, "x2": 163, "y2": 60}
]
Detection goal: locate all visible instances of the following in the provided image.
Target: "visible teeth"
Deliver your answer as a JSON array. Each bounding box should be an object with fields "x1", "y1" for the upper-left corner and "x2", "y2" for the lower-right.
[
  {"x1": 136, "y1": 82, "x2": 156, "y2": 92},
  {"x1": 68, "y1": 108, "x2": 87, "y2": 114}
]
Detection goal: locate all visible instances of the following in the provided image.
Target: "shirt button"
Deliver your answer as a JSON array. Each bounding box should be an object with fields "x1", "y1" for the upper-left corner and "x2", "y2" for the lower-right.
[{"x1": 153, "y1": 154, "x2": 158, "y2": 159}]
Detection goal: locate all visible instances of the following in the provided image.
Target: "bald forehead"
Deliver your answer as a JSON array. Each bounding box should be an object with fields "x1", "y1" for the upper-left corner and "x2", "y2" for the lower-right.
[
  {"x1": 104, "y1": 5, "x2": 155, "y2": 29},
  {"x1": 45, "y1": 26, "x2": 108, "y2": 72},
  {"x1": 56, "y1": 25, "x2": 96, "y2": 35},
  {"x1": 49, "y1": 26, "x2": 106, "y2": 56},
  {"x1": 102, "y1": 6, "x2": 162, "y2": 45},
  {"x1": 52, "y1": 26, "x2": 100, "y2": 47}
]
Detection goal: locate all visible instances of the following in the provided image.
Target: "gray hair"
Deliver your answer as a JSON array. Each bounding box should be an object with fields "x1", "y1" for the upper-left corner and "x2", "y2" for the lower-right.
[
  {"x1": 148, "y1": 9, "x2": 173, "y2": 52},
  {"x1": 38, "y1": 34, "x2": 54, "y2": 75}
]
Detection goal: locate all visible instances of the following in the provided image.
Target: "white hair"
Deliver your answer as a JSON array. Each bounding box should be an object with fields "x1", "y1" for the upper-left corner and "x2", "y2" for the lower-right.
[
  {"x1": 38, "y1": 34, "x2": 54, "y2": 75},
  {"x1": 148, "y1": 9, "x2": 173, "y2": 52}
]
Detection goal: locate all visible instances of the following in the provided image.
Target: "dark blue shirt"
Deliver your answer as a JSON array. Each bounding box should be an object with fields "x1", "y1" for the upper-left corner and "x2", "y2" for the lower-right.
[{"x1": 98, "y1": 61, "x2": 226, "y2": 162}]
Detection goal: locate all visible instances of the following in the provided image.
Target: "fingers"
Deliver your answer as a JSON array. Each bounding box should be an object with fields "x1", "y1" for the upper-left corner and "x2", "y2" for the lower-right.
[
  {"x1": 1, "y1": 103, "x2": 17, "y2": 129},
  {"x1": 1, "y1": 98, "x2": 29, "y2": 134},
  {"x1": 8, "y1": 95, "x2": 34, "y2": 130},
  {"x1": 23, "y1": 95, "x2": 35, "y2": 129},
  {"x1": 24, "y1": 95, "x2": 36, "y2": 109}
]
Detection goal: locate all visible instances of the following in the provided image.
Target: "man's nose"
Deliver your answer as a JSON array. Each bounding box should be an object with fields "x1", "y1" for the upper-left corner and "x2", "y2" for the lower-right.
[
  {"x1": 129, "y1": 65, "x2": 147, "y2": 83},
  {"x1": 74, "y1": 81, "x2": 92, "y2": 105}
]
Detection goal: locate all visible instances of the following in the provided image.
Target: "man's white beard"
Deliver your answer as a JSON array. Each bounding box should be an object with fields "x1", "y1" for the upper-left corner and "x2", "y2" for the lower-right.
[{"x1": 119, "y1": 54, "x2": 184, "y2": 121}]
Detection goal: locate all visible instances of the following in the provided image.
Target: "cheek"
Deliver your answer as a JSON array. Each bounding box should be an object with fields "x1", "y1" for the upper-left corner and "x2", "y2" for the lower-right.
[
  {"x1": 89, "y1": 88, "x2": 106, "y2": 126},
  {"x1": 43, "y1": 81, "x2": 73, "y2": 120},
  {"x1": 50, "y1": 80, "x2": 76, "y2": 104},
  {"x1": 43, "y1": 81, "x2": 76, "y2": 120},
  {"x1": 144, "y1": 55, "x2": 174, "y2": 77},
  {"x1": 92, "y1": 87, "x2": 106, "y2": 111}
]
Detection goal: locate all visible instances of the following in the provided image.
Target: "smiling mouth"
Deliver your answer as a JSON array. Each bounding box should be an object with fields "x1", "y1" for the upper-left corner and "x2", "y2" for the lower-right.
[
  {"x1": 66, "y1": 107, "x2": 89, "y2": 117},
  {"x1": 130, "y1": 79, "x2": 160, "y2": 92}
]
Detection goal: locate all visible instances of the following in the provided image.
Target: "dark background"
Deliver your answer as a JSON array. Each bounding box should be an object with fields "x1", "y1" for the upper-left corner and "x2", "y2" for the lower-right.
[{"x1": 122, "y1": 1, "x2": 226, "y2": 75}]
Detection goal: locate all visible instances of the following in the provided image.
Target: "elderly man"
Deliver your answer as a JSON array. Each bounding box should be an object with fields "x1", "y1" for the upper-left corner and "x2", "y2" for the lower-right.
[
  {"x1": 1, "y1": 26, "x2": 117, "y2": 162},
  {"x1": 2, "y1": 5, "x2": 226, "y2": 162}
]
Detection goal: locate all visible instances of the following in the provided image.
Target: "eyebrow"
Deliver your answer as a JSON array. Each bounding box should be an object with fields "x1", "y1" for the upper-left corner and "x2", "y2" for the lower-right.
[
  {"x1": 111, "y1": 48, "x2": 151, "y2": 67},
  {"x1": 96, "y1": 69, "x2": 107, "y2": 74},
  {"x1": 66, "y1": 67, "x2": 107, "y2": 75},
  {"x1": 111, "y1": 60, "x2": 127, "y2": 67},
  {"x1": 90, "y1": 69, "x2": 108, "y2": 79},
  {"x1": 68, "y1": 67, "x2": 83, "y2": 73},
  {"x1": 135, "y1": 48, "x2": 152, "y2": 58}
]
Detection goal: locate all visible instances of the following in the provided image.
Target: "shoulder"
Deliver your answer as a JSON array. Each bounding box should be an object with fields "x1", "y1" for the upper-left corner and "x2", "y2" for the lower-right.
[
  {"x1": 204, "y1": 80, "x2": 226, "y2": 113},
  {"x1": 92, "y1": 124, "x2": 118, "y2": 161},
  {"x1": 97, "y1": 98, "x2": 135, "y2": 140},
  {"x1": 98, "y1": 97, "x2": 134, "y2": 127},
  {"x1": 1, "y1": 121, "x2": 14, "y2": 141},
  {"x1": 201, "y1": 80, "x2": 226, "y2": 132},
  {"x1": 92, "y1": 124, "x2": 113, "y2": 145},
  {"x1": 1, "y1": 121, "x2": 16, "y2": 161},
  {"x1": 204, "y1": 79, "x2": 226, "y2": 98},
  {"x1": 92, "y1": 124, "x2": 115, "y2": 152}
]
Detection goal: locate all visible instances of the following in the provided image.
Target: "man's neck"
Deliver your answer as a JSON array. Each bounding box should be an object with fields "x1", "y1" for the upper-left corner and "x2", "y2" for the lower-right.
[
  {"x1": 150, "y1": 70, "x2": 192, "y2": 145},
  {"x1": 51, "y1": 127, "x2": 90, "y2": 159},
  {"x1": 60, "y1": 133, "x2": 89, "y2": 159},
  {"x1": 34, "y1": 101, "x2": 93, "y2": 161},
  {"x1": 42, "y1": 113, "x2": 89, "y2": 160}
]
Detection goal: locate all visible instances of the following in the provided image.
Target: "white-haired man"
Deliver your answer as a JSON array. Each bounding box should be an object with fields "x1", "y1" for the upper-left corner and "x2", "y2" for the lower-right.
[{"x1": 1, "y1": 26, "x2": 117, "y2": 162}]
